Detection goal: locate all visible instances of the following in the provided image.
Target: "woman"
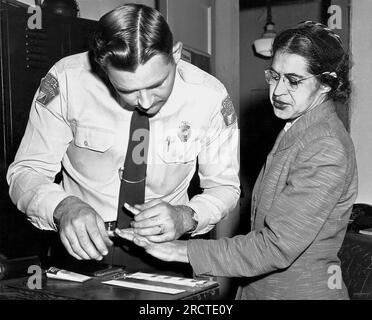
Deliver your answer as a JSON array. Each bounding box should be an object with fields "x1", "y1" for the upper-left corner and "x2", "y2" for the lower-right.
[{"x1": 116, "y1": 21, "x2": 358, "y2": 300}]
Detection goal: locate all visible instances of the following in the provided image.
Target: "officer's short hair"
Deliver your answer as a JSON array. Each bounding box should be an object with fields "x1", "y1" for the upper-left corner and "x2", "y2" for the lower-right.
[{"x1": 91, "y1": 4, "x2": 174, "y2": 72}]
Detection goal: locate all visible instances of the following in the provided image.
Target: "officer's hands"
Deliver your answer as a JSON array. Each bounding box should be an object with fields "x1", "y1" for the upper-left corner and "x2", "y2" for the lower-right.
[
  {"x1": 123, "y1": 200, "x2": 195, "y2": 242},
  {"x1": 53, "y1": 196, "x2": 113, "y2": 261},
  {"x1": 115, "y1": 228, "x2": 189, "y2": 263}
]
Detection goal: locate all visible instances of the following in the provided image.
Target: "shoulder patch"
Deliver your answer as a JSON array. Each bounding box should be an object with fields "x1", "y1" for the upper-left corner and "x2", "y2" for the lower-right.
[
  {"x1": 36, "y1": 73, "x2": 59, "y2": 107},
  {"x1": 221, "y1": 95, "x2": 237, "y2": 127}
]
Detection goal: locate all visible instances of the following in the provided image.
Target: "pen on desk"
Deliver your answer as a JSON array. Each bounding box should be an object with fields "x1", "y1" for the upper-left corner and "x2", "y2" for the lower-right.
[{"x1": 46, "y1": 267, "x2": 92, "y2": 282}]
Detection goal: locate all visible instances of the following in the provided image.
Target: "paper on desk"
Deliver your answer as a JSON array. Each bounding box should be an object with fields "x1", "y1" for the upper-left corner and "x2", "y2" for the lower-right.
[
  {"x1": 102, "y1": 280, "x2": 185, "y2": 294},
  {"x1": 359, "y1": 228, "x2": 372, "y2": 236},
  {"x1": 124, "y1": 272, "x2": 208, "y2": 287}
]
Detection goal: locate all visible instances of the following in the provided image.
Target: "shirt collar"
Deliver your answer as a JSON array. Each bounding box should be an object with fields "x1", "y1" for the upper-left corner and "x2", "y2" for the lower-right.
[{"x1": 284, "y1": 116, "x2": 301, "y2": 132}]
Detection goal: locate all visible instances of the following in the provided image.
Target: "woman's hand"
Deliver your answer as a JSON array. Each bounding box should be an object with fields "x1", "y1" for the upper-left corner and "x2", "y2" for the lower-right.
[{"x1": 115, "y1": 228, "x2": 189, "y2": 263}]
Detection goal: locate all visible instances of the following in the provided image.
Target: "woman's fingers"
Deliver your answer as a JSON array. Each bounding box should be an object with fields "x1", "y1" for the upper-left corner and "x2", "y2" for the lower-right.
[{"x1": 115, "y1": 228, "x2": 151, "y2": 248}]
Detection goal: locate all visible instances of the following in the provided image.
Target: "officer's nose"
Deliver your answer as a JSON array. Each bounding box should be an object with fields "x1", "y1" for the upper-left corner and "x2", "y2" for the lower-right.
[{"x1": 137, "y1": 90, "x2": 153, "y2": 110}]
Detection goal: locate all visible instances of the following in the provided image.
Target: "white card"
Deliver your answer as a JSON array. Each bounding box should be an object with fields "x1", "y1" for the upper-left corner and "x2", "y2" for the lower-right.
[
  {"x1": 125, "y1": 272, "x2": 208, "y2": 287},
  {"x1": 102, "y1": 280, "x2": 186, "y2": 295}
]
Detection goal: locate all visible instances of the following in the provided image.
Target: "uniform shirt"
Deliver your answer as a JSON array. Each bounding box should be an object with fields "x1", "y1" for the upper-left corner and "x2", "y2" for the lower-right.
[{"x1": 7, "y1": 52, "x2": 240, "y2": 235}]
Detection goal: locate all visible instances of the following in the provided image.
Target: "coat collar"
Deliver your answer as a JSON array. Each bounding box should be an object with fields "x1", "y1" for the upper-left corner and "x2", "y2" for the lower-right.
[{"x1": 275, "y1": 99, "x2": 337, "y2": 153}]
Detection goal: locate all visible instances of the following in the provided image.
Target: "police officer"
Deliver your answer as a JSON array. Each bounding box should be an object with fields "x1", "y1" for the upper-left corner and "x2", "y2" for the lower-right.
[{"x1": 7, "y1": 4, "x2": 240, "y2": 270}]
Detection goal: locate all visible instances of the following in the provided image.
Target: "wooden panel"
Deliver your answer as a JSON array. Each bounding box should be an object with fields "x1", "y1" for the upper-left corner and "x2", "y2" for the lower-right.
[
  {"x1": 159, "y1": 0, "x2": 213, "y2": 55},
  {"x1": 240, "y1": 0, "x2": 315, "y2": 9}
]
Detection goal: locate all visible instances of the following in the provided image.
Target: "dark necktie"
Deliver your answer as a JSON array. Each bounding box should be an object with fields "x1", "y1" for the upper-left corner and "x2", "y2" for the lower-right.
[
  {"x1": 109, "y1": 109, "x2": 192, "y2": 276},
  {"x1": 116, "y1": 109, "x2": 149, "y2": 229}
]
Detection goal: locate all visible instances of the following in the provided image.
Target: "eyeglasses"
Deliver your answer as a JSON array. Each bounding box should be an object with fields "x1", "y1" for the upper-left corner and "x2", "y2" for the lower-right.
[{"x1": 264, "y1": 69, "x2": 324, "y2": 92}]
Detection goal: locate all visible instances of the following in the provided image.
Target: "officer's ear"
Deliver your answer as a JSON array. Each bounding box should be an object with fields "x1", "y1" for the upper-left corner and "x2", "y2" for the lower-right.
[{"x1": 172, "y1": 42, "x2": 183, "y2": 64}]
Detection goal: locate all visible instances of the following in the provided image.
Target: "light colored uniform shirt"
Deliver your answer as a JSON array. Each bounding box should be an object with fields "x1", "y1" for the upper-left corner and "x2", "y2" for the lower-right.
[{"x1": 7, "y1": 52, "x2": 240, "y2": 235}]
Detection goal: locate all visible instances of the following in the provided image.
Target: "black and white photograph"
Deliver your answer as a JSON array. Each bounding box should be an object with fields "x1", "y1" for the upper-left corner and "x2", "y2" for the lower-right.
[{"x1": 0, "y1": 0, "x2": 371, "y2": 312}]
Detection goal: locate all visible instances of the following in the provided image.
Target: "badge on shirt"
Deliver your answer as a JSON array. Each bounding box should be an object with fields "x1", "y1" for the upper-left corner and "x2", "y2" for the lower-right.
[
  {"x1": 177, "y1": 121, "x2": 192, "y2": 142},
  {"x1": 36, "y1": 73, "x2": 59, "y2": 107},
  {"x1": 221, "y1": 95, "x2": 237, "y2": 127}
]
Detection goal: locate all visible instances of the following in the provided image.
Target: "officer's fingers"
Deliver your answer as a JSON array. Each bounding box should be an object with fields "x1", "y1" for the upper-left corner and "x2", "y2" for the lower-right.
[
  {"x1": 134, "y1": 199, "x2": 163, "y2": 211},
  {"x1": 123, "y1": 203, "x2": 141, "y2": 216},
  {"x1": 133, "y1": 215, "x2": 175, "y2": 234},
  {"x1": 62, "y1": 229, "x2": 91, "y2": 260},
  {"x1": 75, "y1": 227, "x2": 103, "y2": 260},
  {"x1": 133, "y1": 205, "x2": 163, "y2": 222},
  {"x1": 145, "y1": 233, "x2": 172, "y2": 243},
  {"x1": 85, "y1": 222, "x2": 109, "y2": 257},
  {"x1": 136, "y1": 203, "x2": 175, "y2": 223},
  {"x1": 133, "y1": 225, "x2": 164, "y2": 237},
  {"x1": 96, "y1": 217, "x2": 113, "y2": 247},
  {"x1": 131, "y1": 216, "x2": 161, "y2": 229},
  {"x1": 60, "y1": 233, "x2": 83, "y2": 260}
]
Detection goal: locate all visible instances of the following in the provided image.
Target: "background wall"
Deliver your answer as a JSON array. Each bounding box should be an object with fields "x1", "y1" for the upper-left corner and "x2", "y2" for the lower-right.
[
  {"x1": 15, "y1": 0, "x2": 33, "y2": 5},
  {"x1": 77, "y1": 0, "x2": 156, "y2": 20},
  {"x1": 18, "y1": 0, "x2": 156, "y2": 20},
  {"x1": 350, "y1": 0, "x2": 372, "y2": 205},
  {"x1": 240, "y1": 0, "x2": 323, "y2": 111}
]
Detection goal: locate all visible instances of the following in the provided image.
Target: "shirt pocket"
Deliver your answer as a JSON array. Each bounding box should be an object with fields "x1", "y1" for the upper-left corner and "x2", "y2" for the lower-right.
[
  {"x1": 157, "y1": 135, "x2": 201, "y2": 164},
  {"x1": 74, "y1": 125, "x2": 115, "y2": 153}
]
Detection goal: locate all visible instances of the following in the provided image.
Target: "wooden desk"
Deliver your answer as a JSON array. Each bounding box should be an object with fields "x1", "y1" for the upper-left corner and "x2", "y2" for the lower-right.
[{"x1": 0, "y1": 273, "x2": 219, "y2": 300}]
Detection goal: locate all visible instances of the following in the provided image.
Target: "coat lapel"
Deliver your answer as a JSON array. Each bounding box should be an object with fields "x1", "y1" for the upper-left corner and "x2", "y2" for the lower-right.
[
  {"x1": 252, "y1": 100, "x2": 337, "y2": 227},
  {"x1": 276, "y1": 100, "x2": 336, "y2": 153}
]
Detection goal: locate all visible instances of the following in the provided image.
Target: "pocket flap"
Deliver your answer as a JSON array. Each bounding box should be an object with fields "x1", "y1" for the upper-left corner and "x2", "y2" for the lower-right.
[
  {"x1": 74, "y1": 126, "x2": 114, "y2": 153},
  {"x1": 158, "y1": 137, "x2": 201, "y2": 163}
]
